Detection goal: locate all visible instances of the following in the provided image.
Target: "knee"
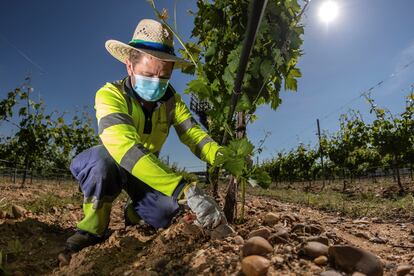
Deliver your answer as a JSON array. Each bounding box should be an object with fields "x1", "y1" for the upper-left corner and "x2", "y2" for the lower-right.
[
  {"x1": 93, "y1": 155, "x2": 118, "y2": 180},
  {"x1": 72, "y1": 146, "x2": 120, "y2": 192}
]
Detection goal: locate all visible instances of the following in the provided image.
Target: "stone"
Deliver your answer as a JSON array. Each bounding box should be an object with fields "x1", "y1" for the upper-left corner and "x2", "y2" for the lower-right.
[
  {"x1": 320, "y1": 271, "x2": 343, "y2": 276},
  {"x1": 11, "y1": 204, "x2": 26, "y2": 219},
  {"x1": 233, "y1": 235, "x2": 244, "y2": 245},
  {"x1": 329, "y1": 245, "x2": 384, "y2": 276},
  {"x1": 0, "y1": 210, "x2": 7, "y2": 219},
  {"x1": 241, "y1": 255, "x2": 270, "y2": 276},
  {"x1": 355, "y1": 232, "x2": 370, "y2": 239},
  {"x1": 310, "y1": 264, "x2": 323, "y2": 273},
  {"x1": 268, "y1": 228, "x2": 289, "y2": 244},
  {"x1": 292, "y1": 223, "x2": 323, "y2": 235},
  {"x1": 353, "y1": 219, "x2": 370, "y2": 224},
  {"x1": 301, "y1": 241, "x2": 329, "y2": 258},
  {"x1": 210, "y1": 224, "x2": 235, "y2": 239},
  {"x1": 272, "y1": 255, "x2": 284, "y2": 264},
  {"x1": 397, "y1": 265, "x2": 413, "y2": 276},
  {"x1": 58, "y1": 251, "x2": 72, "y2": 266},
  {"x1": 352, "y1": 273, "x2": 367, "y2": 276},
  {"x1": 263, "y1": 212, "x2": 279, "y2": 226},
  {"x1": 182, "y1": 223, "x2": 203, "y2": 237},
  {"x1": 306, "y1": 235, "x2": 330, "y2": 246},
  {"x1": 314, "y1": 255, "x2": 328, "y2": 266},
  {"x1": 369, "y1": 237, "x2": 387, "y2": 244},
  {"x1": 248, "y1": 227, "x2": 271, "y2": 240},
  {"x1": 242, "y1": 236, "x2": 273, "y2": 257},
  {"x1": 372, "y1": 217, "x2": 383, "y2": 223},
  {"x1": 191, "y1": 250, "x2": 208, "y2": 269},
  {"x1": 251, "y1": 198, "x2": 263, "y2": 208},
  {"x1": 281, "y1": 214, "x2": 297, "y2": 223}
]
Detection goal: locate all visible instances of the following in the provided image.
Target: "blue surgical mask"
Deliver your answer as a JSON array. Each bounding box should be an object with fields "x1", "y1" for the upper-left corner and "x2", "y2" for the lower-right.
[{"x1": 132, "y1": 74, "x2": 169, "y2": 102}]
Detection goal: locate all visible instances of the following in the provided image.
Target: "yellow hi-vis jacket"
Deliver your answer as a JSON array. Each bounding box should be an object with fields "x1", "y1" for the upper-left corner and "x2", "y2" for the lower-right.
[{"x1": 95, "y1": 77, "x2": 221, "y2": 197}]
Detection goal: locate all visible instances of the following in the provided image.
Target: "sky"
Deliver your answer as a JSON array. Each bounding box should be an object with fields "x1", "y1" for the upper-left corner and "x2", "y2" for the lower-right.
[{"x1": 1, "y1": 0, "x2": 413, "y2": 171}]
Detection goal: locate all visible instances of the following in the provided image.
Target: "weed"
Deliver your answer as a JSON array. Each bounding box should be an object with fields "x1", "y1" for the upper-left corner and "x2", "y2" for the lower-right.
[
  {"x1": 250, "y1": 186, "x2": 414, "y2": 220},
  {"x1": 23, "y1": 192, "x2": 83, "y2": 214}
]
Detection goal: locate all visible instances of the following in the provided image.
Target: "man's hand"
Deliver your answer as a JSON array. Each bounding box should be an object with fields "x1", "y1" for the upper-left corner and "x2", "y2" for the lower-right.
[{"x1": 185, "y1": 184, "x2": 226, "y2": 229}]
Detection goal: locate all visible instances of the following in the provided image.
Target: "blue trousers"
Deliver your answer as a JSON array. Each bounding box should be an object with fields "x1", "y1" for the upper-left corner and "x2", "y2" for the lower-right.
[{"x1": 70, "y1": 145, "x2": 180, "y2": 235}]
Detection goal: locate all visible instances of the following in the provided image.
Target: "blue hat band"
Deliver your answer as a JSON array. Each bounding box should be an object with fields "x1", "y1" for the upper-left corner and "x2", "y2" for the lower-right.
[{"x1": 128, "y1": 39, "x2": 175, "y2": 56}]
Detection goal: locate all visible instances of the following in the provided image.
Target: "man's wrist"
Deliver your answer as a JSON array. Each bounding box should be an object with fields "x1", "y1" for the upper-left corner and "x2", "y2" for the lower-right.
[{"x1": 173, "y1": 181, "x2": 196, "y2": 200}]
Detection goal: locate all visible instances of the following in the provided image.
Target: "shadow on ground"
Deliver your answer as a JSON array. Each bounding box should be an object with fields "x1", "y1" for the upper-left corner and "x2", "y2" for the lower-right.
[{"x1": 0, "y1": 218, "x2": 71, "y2": 275}]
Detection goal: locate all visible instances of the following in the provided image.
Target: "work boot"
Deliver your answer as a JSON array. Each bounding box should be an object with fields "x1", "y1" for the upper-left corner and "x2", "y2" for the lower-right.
[
  {"x1": 124, "y1": 198, "x2": 143, "y2": 227},
  {"x1": 58, "y1": 230, "x2": 109, "y2": 266},
  {"x1": 66, "y1": 230, "x2": 107, "y2": 252}
]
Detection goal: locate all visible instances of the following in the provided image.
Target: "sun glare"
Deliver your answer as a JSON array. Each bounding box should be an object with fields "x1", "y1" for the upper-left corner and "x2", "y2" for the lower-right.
[{"x1": 319, "y1": 1, "x2": 339, "y2": 24}]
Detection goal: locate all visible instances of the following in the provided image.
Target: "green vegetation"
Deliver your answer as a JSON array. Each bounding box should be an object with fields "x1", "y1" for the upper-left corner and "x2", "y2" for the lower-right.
[
  {"x1": 261, "y1": 92, "x2": 414, "y2": 192},
  {"x1": 150, "y1": 0, "x2": 306, "y2": 222},
  {"x1": 0, "y1": 78, "x2": 99, "y2": 186},
  {"x1": 23, "y1": 192, "x2": 82, "y2": 214},
  {"x1": 250, "y1": 185, "x2": 414, "y2": 219}
]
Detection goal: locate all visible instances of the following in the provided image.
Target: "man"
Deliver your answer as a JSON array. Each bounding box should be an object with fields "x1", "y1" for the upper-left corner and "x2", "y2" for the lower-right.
[{"x1": 64, "y1": 19, "x2": 229, "y2": 254}]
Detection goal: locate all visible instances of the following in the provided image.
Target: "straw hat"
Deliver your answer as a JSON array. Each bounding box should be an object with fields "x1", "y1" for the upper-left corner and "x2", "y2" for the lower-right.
[{"x1": 105, "y1": 19, "x2": 191, "y2": 69}]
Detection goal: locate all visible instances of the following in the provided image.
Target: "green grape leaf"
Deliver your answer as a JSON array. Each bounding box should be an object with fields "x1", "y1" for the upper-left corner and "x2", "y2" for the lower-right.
[
  {"x1": 250, "y1": 168, "x2": 271, "y2": 189},
  {"x1": 186, "y1": 79, "x2": 212, "y2": 99}
]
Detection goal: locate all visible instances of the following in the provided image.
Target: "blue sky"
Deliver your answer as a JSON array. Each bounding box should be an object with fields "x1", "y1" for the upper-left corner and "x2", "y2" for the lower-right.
[{"x1": 1, "y1": 0, "x2": 413, "y2": 171}]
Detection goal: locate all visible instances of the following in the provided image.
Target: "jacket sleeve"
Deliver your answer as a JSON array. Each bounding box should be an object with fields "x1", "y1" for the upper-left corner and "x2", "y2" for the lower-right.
[
  {"x1": 95, "y1": 83, "x2": 183, "y2": 197},
  {"x1": 172, "y1": 93, "x2": 223, "y2": 166}
]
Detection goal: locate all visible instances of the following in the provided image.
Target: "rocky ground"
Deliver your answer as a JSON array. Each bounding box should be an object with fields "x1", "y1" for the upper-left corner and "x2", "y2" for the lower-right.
[{"x1": 1, "y1": 182, "x2": 414, "y2": 275}]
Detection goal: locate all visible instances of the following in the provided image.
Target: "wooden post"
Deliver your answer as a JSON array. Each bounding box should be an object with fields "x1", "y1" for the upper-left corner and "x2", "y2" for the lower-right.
[{"x1": 317, "y1": 119, "x2": 326, "y2": 190}]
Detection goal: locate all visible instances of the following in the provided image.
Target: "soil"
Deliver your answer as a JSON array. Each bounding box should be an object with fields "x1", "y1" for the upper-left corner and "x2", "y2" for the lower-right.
[{"x1": 1, "y1": 182, "x2": 414, "y2": 275}]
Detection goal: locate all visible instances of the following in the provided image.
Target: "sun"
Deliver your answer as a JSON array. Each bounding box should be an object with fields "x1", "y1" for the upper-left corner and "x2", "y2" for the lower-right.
[{"x1": 319, "y1": 1, "x2": 339, "y2": 23}]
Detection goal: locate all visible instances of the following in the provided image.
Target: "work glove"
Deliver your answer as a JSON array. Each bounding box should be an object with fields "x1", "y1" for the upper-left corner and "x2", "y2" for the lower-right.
[{"x1": 184, "y1": 183, "x2": 227, "y2": 229}]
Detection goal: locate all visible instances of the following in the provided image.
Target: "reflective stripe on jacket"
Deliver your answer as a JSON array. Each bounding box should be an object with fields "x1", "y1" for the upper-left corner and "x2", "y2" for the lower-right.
[{"x1": 95, "y1": 77, "x2": 221, "y2": 196}]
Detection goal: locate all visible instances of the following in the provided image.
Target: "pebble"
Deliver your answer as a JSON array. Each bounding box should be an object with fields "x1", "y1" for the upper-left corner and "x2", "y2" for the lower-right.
[
  {"x1": 291, "y1": 223, "x2": 323, "y2": 235},
  {"x1": 242, "y1": 236, "x2": 273, "y2": 257},
  {"x1": 250, "y1": 199, "x2": 263, "y2": 208},
  {"x1": 58, "y1": 251, "x2": 71, "y2": 266},
  {"x1": 329, "y1": 245, "x2": 384, "y2": 276},
  {"x1": 11, "y1": 204, "x2": 26, "y2": 219},
  {"x1": 306, "y1": 235, "x2": 330, "y2": 246},
  {"x1": 397, "y1": 265, "x2": 413, "y2": 276},
  {"x1": 353, "y1": 218, "x2": 370, "y2": 224},
  {"x1": 355, "y1": 232, "x2": 370, "y2": 239},
  {"x1": 310, "y1": 264, "x2": 323, "y2": 273},
  {"x1": 352, "y1": 273, "x2": 367, "y2": 276},
  {"x1": 263, "y1": 212, "x2": 278, "y2": 226},
  {"x1": 268, "y1": 228, "x2": 289, "y2": 244},
  {"x1": 369, "y1": 237, "x2": 387, "y2": 244},
  {"x1": 281, "y1": 214, "x2": 297, "y2": 223},
  {"x1": 182, "y1": 223, "x2": 203, "y2": 237},
  {"x1": 314, "y1": 255, "x2": 328, "y2": 266},
  {"x1": 272, "y1": 255, "x2": 284, "y2": 264},
  {"x1": 301, "y1": 241, "x2": 329, "y2": 258},
  {"x1": 320, "y1": 271, "x2": 343, "y2": 276},
  {"x1": 233, "y1": 235, "x2": 244, "y2": 245},
  {"x1": 0, "y1": 210, "x2": 7, "y2": 219},
  {"x1": 191, "y1": 251, "x2": 207, "y2": 269},
  {"x1": 372, "y1": 217, "x2": 383, "y2": 223},
  {"x1": 248, "y1": 227, "x2": 271, "y2": 240},
  {"x1": 241, "y1": 255, "x2": 270, "y2": 276},
  {"x1": 210, "y1": 224, "x2": 235, "y2": 239}
]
